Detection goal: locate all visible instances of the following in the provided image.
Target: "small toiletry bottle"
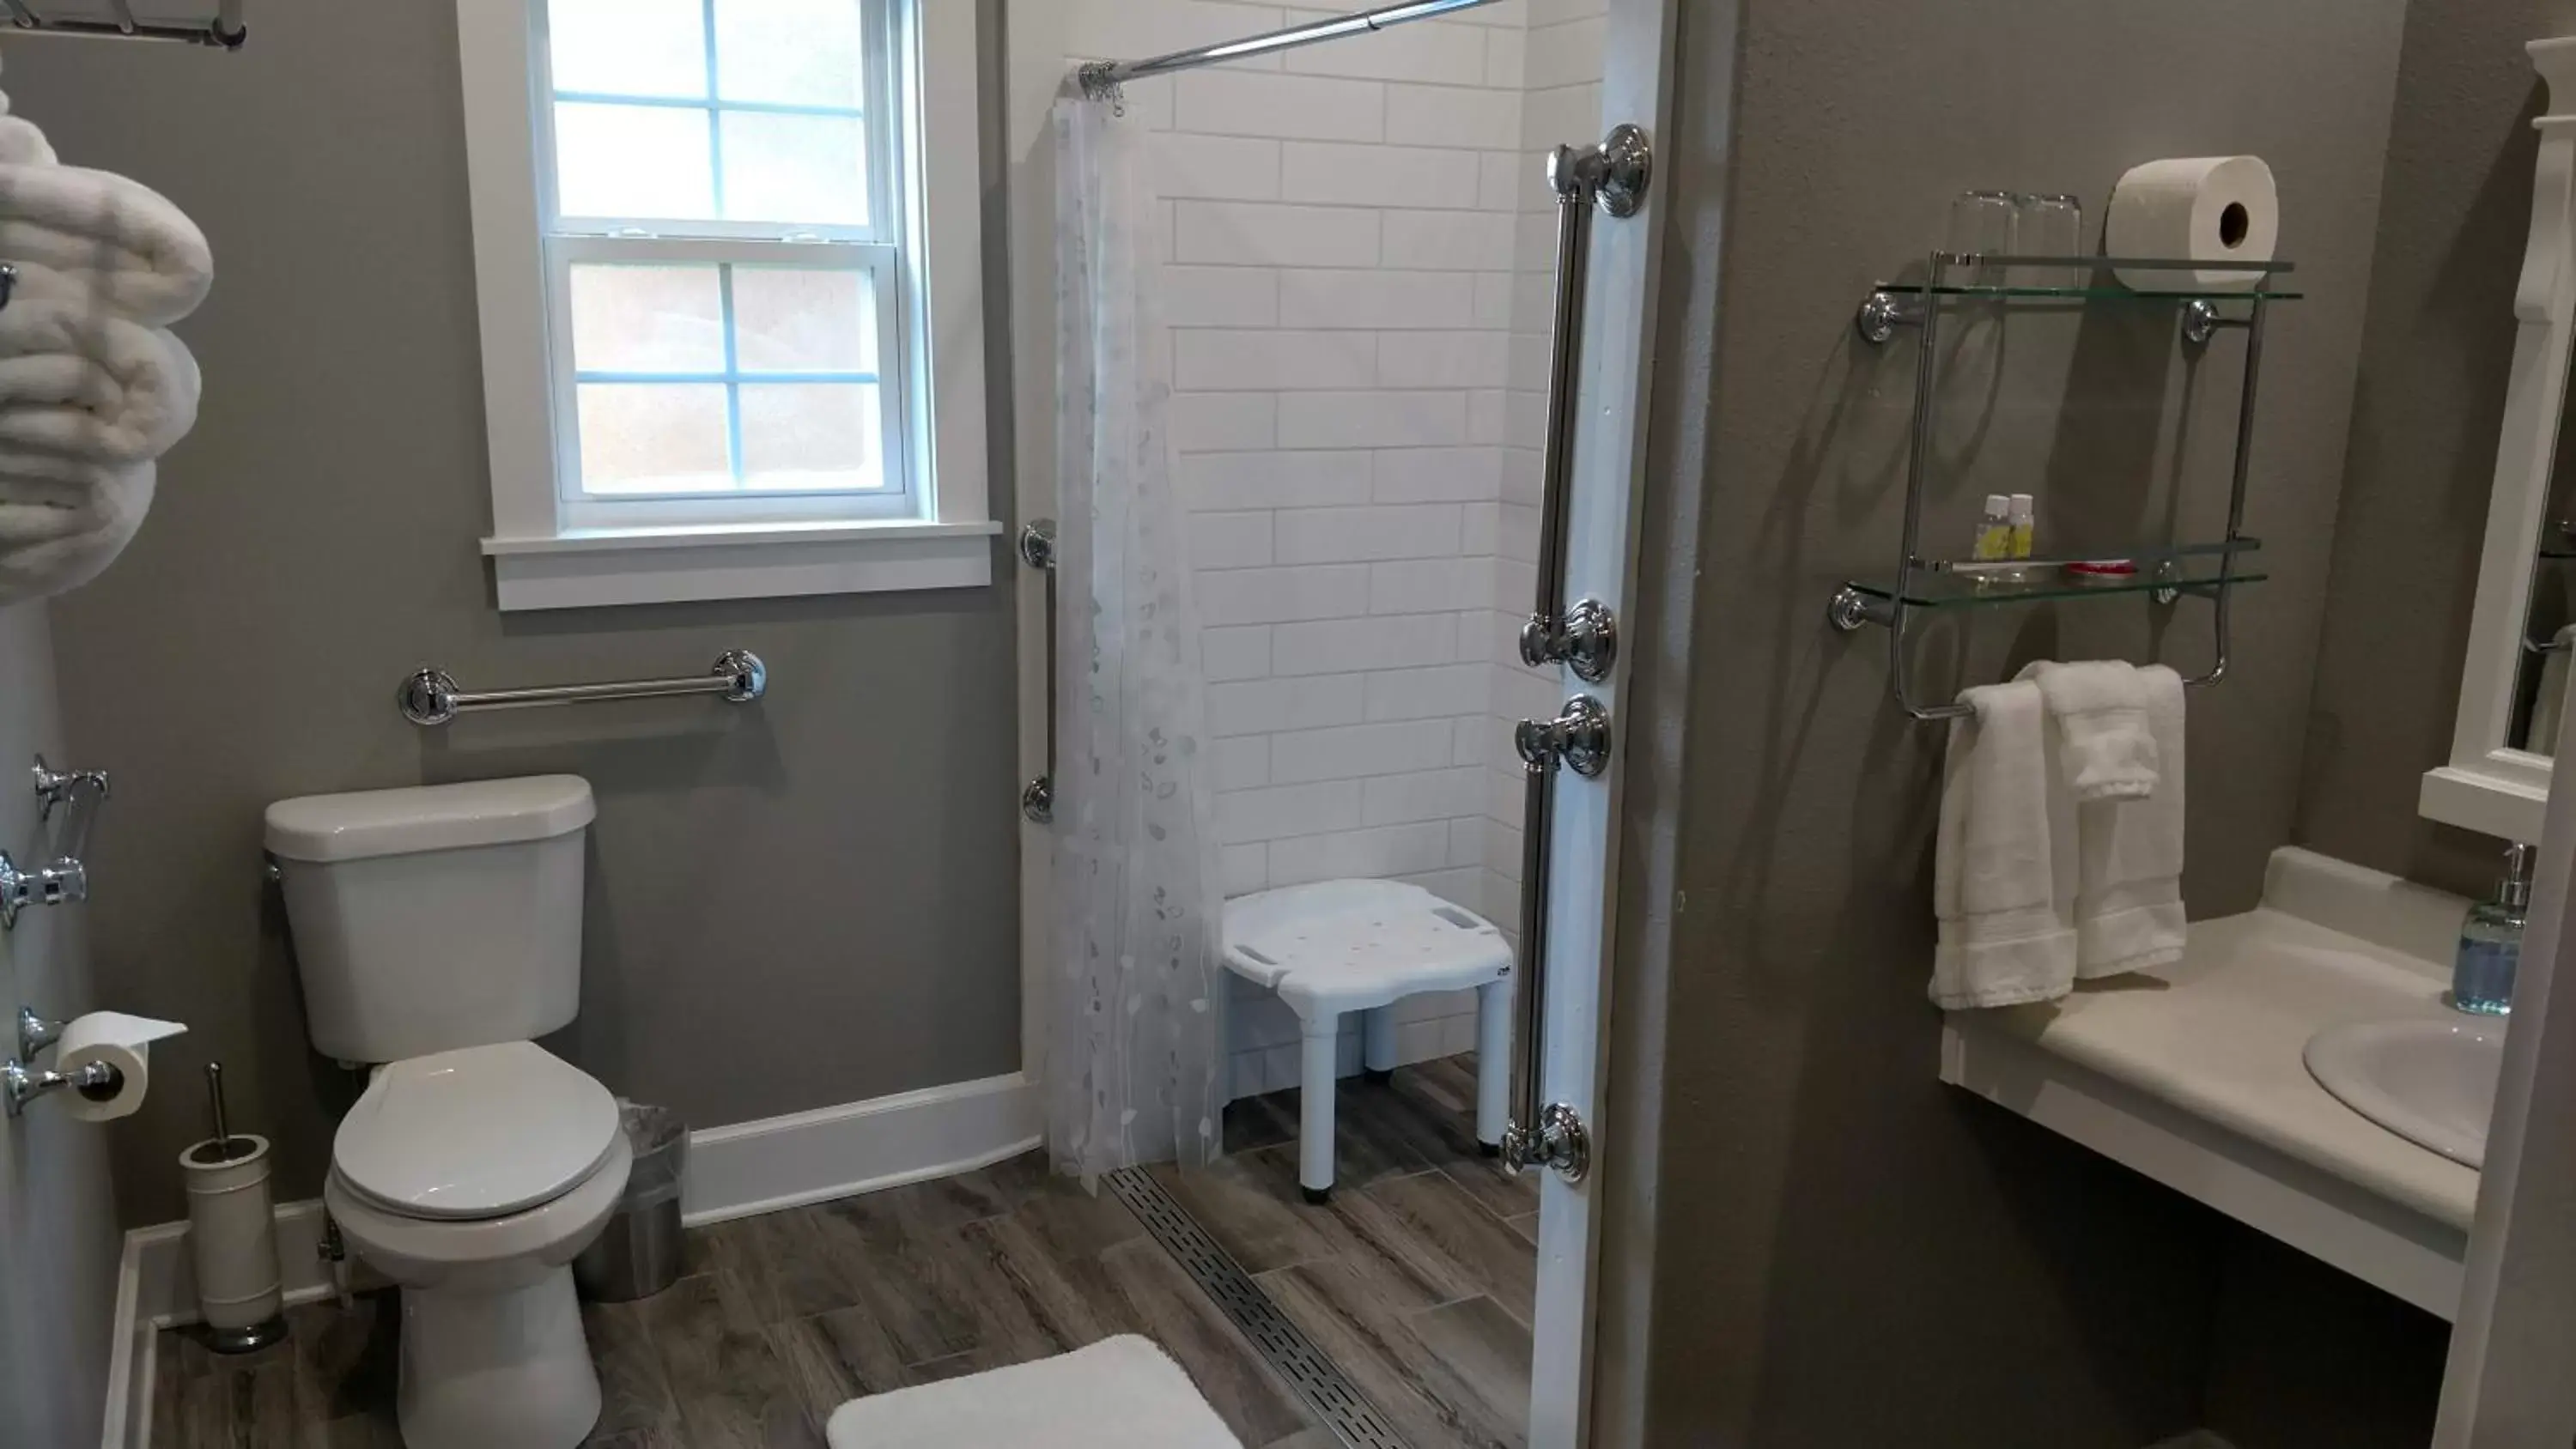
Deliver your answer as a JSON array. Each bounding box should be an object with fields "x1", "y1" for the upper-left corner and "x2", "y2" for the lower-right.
[
  {"x1": 2453, "y1": 843, "x2": 2533, "y2": 1016},
  {"x1": 1972, "y1": 494, "x2": 2013, "y2": 561},
  {"x1": 2008, "y1": 494, "x2": 2036, "y2": 560}
]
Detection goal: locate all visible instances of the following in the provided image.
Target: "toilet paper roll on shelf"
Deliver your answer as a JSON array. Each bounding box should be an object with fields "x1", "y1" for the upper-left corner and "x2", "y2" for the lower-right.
[
  {"x1": 50, "y1": 1010, "x2": 185, "y2": 1121},
  {"x1": 2106, "y1": 155, "x2": 2280, "y2": 294}
]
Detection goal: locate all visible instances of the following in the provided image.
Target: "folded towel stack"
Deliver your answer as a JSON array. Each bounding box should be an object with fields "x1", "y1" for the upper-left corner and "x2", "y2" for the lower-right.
[
  {"x1": 0, "y1": 67, "x2": 210, "y2": 603},
  {"x1": 1931, "y1": 660, "x2": 2189, "y2": 1010}
]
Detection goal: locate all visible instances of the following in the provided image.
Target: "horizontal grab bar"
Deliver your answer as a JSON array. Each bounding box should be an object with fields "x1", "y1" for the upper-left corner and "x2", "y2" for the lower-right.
[{"x1": 399, "y1": 651, "x2": 768, "y2": 727}]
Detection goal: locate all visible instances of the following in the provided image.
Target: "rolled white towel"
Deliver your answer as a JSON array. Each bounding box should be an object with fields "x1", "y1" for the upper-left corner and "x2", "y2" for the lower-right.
[
  {"x1": 0, "y1": 457, "x2": 151, "y2": 604},
  {"x1": 0, "y1": 117, "x2": 53, "y2": 167},
  {"x1": 0, "y1": 164, "x2": 212, "y2": 327},
  {"x1": 0, "y1": 300, "x2": 200, "y2": 464}
]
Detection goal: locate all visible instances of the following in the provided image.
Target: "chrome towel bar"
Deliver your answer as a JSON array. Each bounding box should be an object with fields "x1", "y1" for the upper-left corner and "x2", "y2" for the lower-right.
[{"x1": 399, "y1": 651, "x2": 768, "y2": 727}]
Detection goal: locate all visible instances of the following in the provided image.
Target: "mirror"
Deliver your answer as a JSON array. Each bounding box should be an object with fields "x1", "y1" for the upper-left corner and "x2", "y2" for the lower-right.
[
  {"x1": 2506, "y1": 385, "x2": 2576, "y2": 757},
  {"x1": 2427, "y1": 73, "x2": 2576, "y2": 844}
]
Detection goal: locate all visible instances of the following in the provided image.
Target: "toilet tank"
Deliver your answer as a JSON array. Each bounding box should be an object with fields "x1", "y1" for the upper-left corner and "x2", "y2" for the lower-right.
[{"x1": 264, "y1": 776, "x2": 595, "y2": 1064}]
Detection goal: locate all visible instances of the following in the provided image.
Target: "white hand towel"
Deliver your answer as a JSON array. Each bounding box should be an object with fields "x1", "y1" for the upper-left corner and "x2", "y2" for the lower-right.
[
  {"x1": 0, "y1": 300, "x2": 200, "y2": 464},
  {"x1": 0, "y1": 458, "x2": 150, "y2": 604},
  {"x1": 2021, "y1": 660, "x2": 2160, "y2": 801},
  {"x1": 1930, "y1": 680, "x2": 2079, "y2": 1009},
  {"x1": 2074, "y1": 664, "x2": 2189, "y2": 977},
  {"x1": 0, "y1": 164, "x2": 213, "y2": 327}
]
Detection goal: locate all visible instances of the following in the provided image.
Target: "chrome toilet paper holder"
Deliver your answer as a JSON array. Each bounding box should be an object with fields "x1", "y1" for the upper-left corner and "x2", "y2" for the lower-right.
[{"x1": 4, "y1": 1007, "x2": 117, "y2": 1119}]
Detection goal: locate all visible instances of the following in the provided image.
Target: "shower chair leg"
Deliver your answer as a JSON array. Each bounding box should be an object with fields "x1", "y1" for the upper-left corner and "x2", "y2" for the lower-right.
[
  {"x1": 1300, "y1": 1016, "x2": 1340, "y2": 1203},
  {"x1": 1362, "y1": 1007, "x2": 1399, "y2": 1082},
  {"x1": 1476, "y1": 979, "x2": 1510, "y2": 1155}
]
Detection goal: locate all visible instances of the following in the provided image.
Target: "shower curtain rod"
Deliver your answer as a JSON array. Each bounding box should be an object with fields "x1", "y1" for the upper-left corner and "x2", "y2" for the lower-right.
[{"x1": 1077, "y1": 0, "x2": 1498, "y2": 97}]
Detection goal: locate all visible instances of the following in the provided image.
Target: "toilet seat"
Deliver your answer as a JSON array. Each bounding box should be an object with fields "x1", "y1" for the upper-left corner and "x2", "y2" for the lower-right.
[{"x1": 333, "y1": 1041, "x2": 620, "y2": 1222}]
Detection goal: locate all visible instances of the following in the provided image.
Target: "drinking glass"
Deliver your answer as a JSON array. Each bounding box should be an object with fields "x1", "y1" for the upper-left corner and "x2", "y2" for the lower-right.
[
  {"x1": 2017, "y1": 193, "x2": 2085, "y2": 289},
  {"x1": 1946, "y1": 190, "x2": 2020, "y2": 286}
]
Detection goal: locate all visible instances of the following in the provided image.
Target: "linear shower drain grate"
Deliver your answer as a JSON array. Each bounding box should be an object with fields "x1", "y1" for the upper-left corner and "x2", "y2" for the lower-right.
[{"x1": 1105, "y1": 1166, "x2": 1407, "y2": 1449}]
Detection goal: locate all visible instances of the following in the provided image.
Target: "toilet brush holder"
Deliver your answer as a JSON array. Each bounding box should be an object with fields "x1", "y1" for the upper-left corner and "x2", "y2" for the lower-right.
[{"x1": 179, "y1": 1132, "x2": 285, "y2": 1352}]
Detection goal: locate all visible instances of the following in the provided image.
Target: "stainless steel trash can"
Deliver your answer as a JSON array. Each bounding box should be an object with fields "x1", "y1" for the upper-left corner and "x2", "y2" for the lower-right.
[{"x1": 574, "y1": 1100, "x2": 686, "y2": 1302}]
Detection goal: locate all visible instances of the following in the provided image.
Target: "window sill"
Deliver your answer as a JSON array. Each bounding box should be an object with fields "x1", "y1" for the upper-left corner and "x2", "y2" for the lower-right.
[{"x1": 480, "y1": 518, "x2": 1003, "y2": 611}]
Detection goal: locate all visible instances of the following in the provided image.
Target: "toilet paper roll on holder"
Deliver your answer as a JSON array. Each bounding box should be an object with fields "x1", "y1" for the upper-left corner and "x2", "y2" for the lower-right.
[{"x1": 4, "y1": 1009, "x2": 121, "y2": 1118}]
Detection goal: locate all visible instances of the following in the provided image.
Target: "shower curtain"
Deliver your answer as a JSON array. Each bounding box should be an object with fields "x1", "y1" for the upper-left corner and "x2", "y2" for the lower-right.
[{"x1": 1048, "y1": 92, "x2": 1223, "y2": 1181}]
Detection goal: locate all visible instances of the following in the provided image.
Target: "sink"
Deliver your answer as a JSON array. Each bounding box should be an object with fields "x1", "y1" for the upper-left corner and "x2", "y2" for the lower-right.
[{"x1": 2305, "y1": 1018, "x2": 2506, "y2": 1168}]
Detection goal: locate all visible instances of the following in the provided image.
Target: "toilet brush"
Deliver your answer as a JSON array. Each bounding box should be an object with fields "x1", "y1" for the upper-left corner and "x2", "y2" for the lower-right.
[{"x1": 180, "y1": 1062, "x2": 286, "y2": 1352}]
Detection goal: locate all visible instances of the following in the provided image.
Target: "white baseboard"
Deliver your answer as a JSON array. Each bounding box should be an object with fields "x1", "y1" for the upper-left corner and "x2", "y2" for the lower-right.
[
  {"x1": 681, "y1": 1070, "x2": 1041, "y2": 1226},
  {"x1": 105, "y1": 1072, "x2": 1042, "y2": 1446},
  {"x1": 105, "y1": 1198, "x2": 349, "y2": 1449}
]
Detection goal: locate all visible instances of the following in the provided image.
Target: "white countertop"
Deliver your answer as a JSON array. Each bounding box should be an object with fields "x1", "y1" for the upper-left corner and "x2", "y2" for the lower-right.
[
  {"x1": 1959, "y1": 907, "x2": 2479, "y2": 1231},
  {"x1": 1939, "y1": 848, "x2": 2487, "y2": 1317}
]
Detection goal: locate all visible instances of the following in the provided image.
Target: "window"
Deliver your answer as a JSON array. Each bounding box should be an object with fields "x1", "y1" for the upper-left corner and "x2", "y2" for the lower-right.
[{"x1": 456, "y1": 0, "x2": 993, "y2": 609}]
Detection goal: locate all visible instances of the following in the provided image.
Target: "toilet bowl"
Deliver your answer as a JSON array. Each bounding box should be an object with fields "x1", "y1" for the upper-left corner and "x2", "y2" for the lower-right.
[
  {"x1": 322, "y1": 1040, "x2": 630, "y2": 1449},
  {"x1": 266, "y1": 777, "x2": 620, "y2": 1448}
]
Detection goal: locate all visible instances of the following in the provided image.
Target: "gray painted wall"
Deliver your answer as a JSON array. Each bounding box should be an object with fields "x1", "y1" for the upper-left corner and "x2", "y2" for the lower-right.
[
  {"x1": 2297, "y1": 0, "x2": 2576, "y2": 899},
  {"x1": 0, "y1": 601, "x2": 120, "y2": 1449},
  {"x1": 1607, "y1": 0, "x2": 2409, "y2": 1441},
  {"x1": 5, "y1": 0, "x2": 1023, "y2": 1227}
]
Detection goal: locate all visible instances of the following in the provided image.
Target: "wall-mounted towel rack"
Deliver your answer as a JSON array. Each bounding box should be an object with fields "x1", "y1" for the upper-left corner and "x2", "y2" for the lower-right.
[
  {"x1": 399, "y1": 651, "x2": 767, "y2": 727},
  {"x1": 1829, "y1": 251, "x2": 2296, "y2": 722},
  {"x1": 1, "y1": 0, "x2": 244, "y2": 47}
]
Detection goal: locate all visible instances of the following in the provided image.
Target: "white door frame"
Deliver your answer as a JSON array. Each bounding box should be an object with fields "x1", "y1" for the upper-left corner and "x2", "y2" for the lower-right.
[
  {"x1": 1000, "y1": 2, "x2": 1680, "y2": 1441},
  {"x1": 2437, "y1": 701, "x2": 2576, "y2": 1443},
  {"x1": 1523, "y1": 0, "x2": 1678, "y2": 1443}
]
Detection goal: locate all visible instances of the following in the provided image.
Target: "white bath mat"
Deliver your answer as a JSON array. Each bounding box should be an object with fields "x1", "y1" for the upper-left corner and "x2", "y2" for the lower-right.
[{"x1": 823, "y1": 1336, "x2": 1246, "y2": 1449}]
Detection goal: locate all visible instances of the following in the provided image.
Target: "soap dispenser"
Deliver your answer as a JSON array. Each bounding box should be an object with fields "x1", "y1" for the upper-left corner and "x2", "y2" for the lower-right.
[{"x1": 2453, "y1": 843, "x2": 2533, "y2": 1016}]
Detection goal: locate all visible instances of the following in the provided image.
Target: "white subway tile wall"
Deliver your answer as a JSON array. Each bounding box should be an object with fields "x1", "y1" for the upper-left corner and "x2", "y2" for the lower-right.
[
  {"x1": 1059, "y1": 0, "x2": 1603, "y2": 1099},
  {"x1": 1485, "y1": 0, "x2": 1607, "y2": 931}
]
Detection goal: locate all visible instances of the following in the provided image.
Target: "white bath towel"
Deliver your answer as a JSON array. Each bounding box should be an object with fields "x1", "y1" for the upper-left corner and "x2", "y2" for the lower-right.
[
  {"x1": 2073, "y1": 664, "x2": 2189, "y2": 977},
  {"x1": 0, "y1": 458, "x2": 150, "y2": 604},
  {"x1": 2021, "y1": 660, "x2": 2160, "y2": 802},
  {"x1": 0, "y1": 300, "x2": 199, "y2": 464},
  {"x1": 0, "y1": 164, "x2": 213, "y2": 327},
  {"x1": 0, "y1": 116, "x2": 53, "y2": 167},
  {"x1": 1931, "y1": 679, "x2": 2079, "y2": 1009}
]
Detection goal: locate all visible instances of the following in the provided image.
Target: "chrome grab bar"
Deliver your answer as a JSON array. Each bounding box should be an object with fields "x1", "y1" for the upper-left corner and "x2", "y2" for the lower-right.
[
  {"x1": 1498, "y1": 125, "x2": 1651, "y2": 1185},
  {"x1": 398, "y1": 651, "x2": 767, "y2": 727},
  {"x1": 1517, "y1": 127, "x2": 1649, "y2": 686}
]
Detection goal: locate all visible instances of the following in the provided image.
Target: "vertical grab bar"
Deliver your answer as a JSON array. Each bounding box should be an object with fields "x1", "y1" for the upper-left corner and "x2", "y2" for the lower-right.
[
  {"x1": 1021, "y1": 521, "x2": 1059, "y2": 823},
  {"x1": 1500, "y1": 125, "x2": 1649, "y2": 1185}
]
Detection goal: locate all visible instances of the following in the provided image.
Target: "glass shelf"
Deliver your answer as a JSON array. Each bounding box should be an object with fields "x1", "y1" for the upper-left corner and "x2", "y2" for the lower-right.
[
  {"x1": 1872, "y1": 255, "x2": 2302, "y2": 303},
  {"x1": 1876, "y1": 281, "x2": 2305, "y2": 302},
  {"x1": 1844, "y1": 539, "x2": 2265, "y2": 609}
]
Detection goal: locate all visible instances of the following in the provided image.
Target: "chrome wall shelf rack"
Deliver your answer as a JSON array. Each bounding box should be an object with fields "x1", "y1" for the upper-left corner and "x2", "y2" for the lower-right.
[
  {"x1": 1831, "y1": 252, "x2": 2297, "y2": 722},
  {"x1": 2, "y1": 0, "x2": 245, "y2": 47}
]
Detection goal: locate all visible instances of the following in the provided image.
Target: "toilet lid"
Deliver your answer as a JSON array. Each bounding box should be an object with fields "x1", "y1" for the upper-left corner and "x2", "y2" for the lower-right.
[{"x1": 332, "y1": 1042, "x2": 620, "y2": 1221}]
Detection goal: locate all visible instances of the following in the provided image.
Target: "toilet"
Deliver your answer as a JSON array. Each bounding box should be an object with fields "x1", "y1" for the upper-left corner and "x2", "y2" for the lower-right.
[{"x1": 264, "y1": 776, "x2": 627, "y2": 1449}]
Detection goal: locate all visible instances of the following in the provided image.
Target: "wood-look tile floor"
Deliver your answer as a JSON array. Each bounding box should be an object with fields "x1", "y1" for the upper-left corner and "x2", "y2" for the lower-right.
[{"x1": 149, "y1": 1052, "x2": 1535, "y2": 1449}]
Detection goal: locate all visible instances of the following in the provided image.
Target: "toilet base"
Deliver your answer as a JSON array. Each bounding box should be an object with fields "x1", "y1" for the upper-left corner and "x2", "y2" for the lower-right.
[{"x1": 396, "y1": 1265, "x2": 600, "y2": 1449}]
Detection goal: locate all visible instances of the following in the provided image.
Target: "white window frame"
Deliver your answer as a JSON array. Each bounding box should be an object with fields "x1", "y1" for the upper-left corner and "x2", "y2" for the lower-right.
[{"x1": 455, "y1": 0, "x2": 996, "y2": 611}]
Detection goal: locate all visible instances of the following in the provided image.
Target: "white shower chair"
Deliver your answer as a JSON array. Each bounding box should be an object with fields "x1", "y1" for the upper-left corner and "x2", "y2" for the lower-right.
[{"x1": 1219, "y1": 878, "x2": 1515, "y2": 1201}]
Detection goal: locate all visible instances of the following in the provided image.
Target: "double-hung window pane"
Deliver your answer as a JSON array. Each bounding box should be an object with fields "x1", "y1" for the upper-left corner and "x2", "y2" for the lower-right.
[
  {"x1": 566, "y1": 260, "x2": 888, "y2": 496},
  {"x1": 541, "y1": 0, "x2": 898, "y2": 510}
]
